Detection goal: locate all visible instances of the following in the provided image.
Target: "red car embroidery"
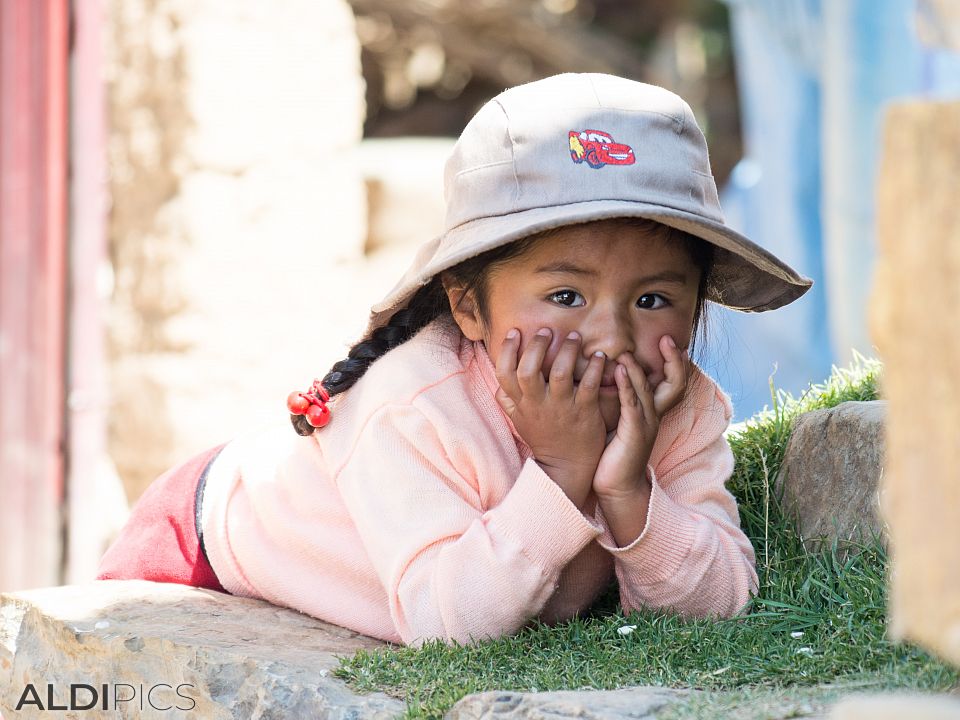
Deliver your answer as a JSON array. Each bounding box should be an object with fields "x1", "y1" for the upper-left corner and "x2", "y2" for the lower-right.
[{"x1": 568, "y1": 129, "x2": 635, "y2": 169}]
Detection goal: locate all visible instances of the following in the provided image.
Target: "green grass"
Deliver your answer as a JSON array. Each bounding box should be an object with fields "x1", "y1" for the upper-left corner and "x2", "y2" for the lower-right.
[{"x1": 335, "y1": 355, "x2": 958, "y2": 719}]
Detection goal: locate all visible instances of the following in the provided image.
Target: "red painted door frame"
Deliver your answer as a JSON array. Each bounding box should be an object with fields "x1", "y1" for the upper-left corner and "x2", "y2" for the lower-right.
[
  {"x1": 66, "y1": 0, "x2": 109, "y2": 585},
  {"x1": 0, "y1": 0, "x2": 70, "y2": 591}
]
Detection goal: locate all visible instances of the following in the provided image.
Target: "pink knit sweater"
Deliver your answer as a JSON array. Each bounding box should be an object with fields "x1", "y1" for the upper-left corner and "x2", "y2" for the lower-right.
[{"x1": 201, "y1": 319, "x2": 757, "y2": 646}]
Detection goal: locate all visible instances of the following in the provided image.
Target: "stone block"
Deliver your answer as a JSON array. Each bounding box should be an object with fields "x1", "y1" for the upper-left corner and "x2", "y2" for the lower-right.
[
  {"x1": 106, "y1": 0, "x2": 369, "y2": 502},
  {"x1": 0, "y1": 581, "x2": 402, "y2": 719},
  {"x1": 776, "y1": 401, "x2": 886, "y2": 550},
  {"x1": 871, "y1": 100, "x2": 960, "y2": 666},
  {"x1": 830, "y1": 692, "x2": 960, "y2": 720},
  {"x1": 447, "y1": 688, "x2": 690, "y2": 720},
  {"x1": 357, "y1": 138, "x2": 454, "y2": 253},
  {"x1": 181, "y1": 0, "x2": 364, "y2": 171}
]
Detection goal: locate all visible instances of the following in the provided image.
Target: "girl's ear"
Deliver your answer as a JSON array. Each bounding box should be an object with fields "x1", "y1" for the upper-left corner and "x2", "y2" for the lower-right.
[{"x1": 442, "y1": 275, "x2": 485, "y2": 342}]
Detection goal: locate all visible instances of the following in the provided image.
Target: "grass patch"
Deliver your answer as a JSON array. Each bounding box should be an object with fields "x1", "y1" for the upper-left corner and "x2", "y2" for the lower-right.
[{"x1": 335, "y1": 355, "x2": 958, "y2": 718}]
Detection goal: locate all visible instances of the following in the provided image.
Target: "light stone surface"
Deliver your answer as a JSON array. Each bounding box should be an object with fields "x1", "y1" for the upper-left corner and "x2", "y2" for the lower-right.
[
  {"x1": 0, "y1": 584, "x2": 880, "y2": 720},
  {"x1": 830, "y1": 693, "x2": 960, "y2": 720},
  {"x1": 0, "y1": 581, "x2": 402, "y2": 719},
  {"x1": 106, "y1": 0, "x2": 370, "y2": 503},
  {"x1": 447, "y1": 688, "x2": 690, "y2": 720},
  {"x1": 871, "y1": 100, "x2": 960, "y2": 666},
  {"x1": 357, "y1": 138, "x2": 454, "y2": 254},
  {"x1": 775, "y1": 401, "x2": 886, "y2": 550}
]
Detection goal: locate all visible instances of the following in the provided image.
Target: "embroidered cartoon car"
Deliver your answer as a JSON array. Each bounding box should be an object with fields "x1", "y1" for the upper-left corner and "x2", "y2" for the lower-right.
[{"x1": 568, "y1": 130, "x2": 635, "y2": 169}]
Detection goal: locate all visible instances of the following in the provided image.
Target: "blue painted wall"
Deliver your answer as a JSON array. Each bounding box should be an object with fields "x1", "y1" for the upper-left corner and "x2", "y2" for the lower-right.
[{"x1": 706, "y1": 0, "x2": 960, "y2": 419}]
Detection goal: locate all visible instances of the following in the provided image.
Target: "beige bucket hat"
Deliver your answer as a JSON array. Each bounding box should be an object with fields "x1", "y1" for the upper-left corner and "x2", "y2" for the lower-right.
[{"x1": 368, "y1": 73, "x2": 812, "y2": 333}]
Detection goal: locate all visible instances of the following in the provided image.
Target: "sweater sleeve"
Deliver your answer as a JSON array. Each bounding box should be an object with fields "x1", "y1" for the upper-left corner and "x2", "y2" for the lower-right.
[
  {"x1": 593, "y1": 385, "x2": 758, "y2": 619},
  {"x1": 333, "y1": 402, "x2": 603, "y2": 646}
]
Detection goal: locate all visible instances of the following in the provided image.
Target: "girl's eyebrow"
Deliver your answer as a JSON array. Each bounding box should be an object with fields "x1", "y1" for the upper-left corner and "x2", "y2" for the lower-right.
[
  {"x1": 633, "y1": 270, "x2": 692, "y2": 285},
  {"x1": 534, "y1": 261, "x2": 598, "y2": 277},
  {"x1": 534, "y1": 262, "x2": 691, "y2": 285}
]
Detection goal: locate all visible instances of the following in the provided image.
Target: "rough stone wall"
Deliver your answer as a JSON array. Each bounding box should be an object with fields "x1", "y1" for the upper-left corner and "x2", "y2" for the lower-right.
[
  {"x1": 106, "y1": 0, "x2": 367, "y2": 501},
  {"x1": 871, "y1": 100, "x2": 960, "y2": 666}
]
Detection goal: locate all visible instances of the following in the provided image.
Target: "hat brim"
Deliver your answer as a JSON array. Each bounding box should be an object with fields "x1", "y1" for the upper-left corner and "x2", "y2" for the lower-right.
[{"x1": 369, "y1": 199, "x2": 813, "y2": 333}]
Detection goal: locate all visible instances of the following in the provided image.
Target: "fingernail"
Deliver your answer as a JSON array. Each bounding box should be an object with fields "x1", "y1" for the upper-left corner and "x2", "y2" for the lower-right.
[
  {"x1": 567, "y1": 331, "x2": 580, "y2": 340},
  {"x1": 594, "y1": 350, "x2": 605, "y2": 359},
  {"x1": 536, "y1": 328, "x2": 551, "y2": 337},
  {"x1": 666, "y1": 336, "x2": 676, "y2": 348},
  {"x1": 506, "y1": 329, "x2": 518, "y2": 340}
]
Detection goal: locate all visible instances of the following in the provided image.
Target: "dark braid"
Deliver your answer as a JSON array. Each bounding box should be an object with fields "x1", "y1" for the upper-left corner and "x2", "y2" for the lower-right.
[
  {"x1": 290, "y1": 281, "x2": 448, "y2": 436},
  {"x1": 291, "y1": 236, "x2": 539, "y2": 436}
]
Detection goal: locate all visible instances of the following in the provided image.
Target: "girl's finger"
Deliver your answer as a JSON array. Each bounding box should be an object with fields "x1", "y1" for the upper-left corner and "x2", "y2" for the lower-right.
[
  {"x1": 653, "y1": 336, "x2": 688, "y2": 415},
  {"x1": 548, "y1": 331, "x2": 581, "y2": 396},
  {"x1": 620, "y1": 354, "x2": 656, "y2": 423},
  {"x1": 495, "y1": 386, "x2": 518, "y2": 416},
  {"x1": 575, "y1": 350, "x2": 605, "y2": 405},
  {"x1": 495, "y1": 329, "x2": 522, "y2": 401},
  {"x1": 615, "y1": 363, "x2": 638, "y2": 413},
  {"x1": 516, "y1": 328, "x2": 551, "y2": 398}
]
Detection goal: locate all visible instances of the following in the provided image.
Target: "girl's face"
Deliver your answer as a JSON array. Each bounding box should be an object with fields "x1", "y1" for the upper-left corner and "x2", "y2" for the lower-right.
[{"x1": 449, "y1": 220, "x2": 702, "y2": 431}]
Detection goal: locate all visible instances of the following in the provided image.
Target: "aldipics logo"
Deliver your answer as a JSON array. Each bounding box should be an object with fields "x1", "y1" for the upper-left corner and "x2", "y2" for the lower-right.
[{"x1": 14, "y1": 682, "x2": 197, "y2": 712}]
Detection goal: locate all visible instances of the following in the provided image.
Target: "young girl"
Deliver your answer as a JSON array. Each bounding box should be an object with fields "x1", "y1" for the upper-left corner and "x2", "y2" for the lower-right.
[{"x1": 98, "y1": 73, "x2": 812, "y2": 647}]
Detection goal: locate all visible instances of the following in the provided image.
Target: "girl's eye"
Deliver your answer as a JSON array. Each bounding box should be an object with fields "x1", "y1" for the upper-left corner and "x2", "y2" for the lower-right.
[
  {"x1": 637, "y1": 294, "x2": 667, "y2": 310},
  {"x1": 549, "y1": 290, "x2": 585, "y2": 307}
]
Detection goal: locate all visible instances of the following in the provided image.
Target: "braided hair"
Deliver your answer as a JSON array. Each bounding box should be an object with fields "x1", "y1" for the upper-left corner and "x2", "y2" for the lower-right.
[
  {"x1": 289, "y1": 238, "x2": 539, "y2": 436},
  {"x1": 290, "y1": 281, "x2": 444, "y2": 435},
  {"x1": 291, "y1": 218, "x2": 715, "y2": 436}
]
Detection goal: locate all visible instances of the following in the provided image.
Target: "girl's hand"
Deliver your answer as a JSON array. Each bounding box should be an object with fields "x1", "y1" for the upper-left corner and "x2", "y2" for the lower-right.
[
  {"x1": 593, "y1": 336, "x2": 690, "y2": 502},
  {"x1": 495, "y1": 327, "x2": 607, "y2": 509}
]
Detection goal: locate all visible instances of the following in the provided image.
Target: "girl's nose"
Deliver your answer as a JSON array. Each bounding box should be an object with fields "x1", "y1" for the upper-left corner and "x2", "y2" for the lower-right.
[{"x1": 582, "y1": 306, "x2": 635, "y2": 361}]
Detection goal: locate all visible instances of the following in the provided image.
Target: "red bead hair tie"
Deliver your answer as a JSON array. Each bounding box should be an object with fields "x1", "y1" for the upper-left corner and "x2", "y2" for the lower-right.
[{"x1": 287, "y1": 379, "x2": 331, "y2": 428}]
